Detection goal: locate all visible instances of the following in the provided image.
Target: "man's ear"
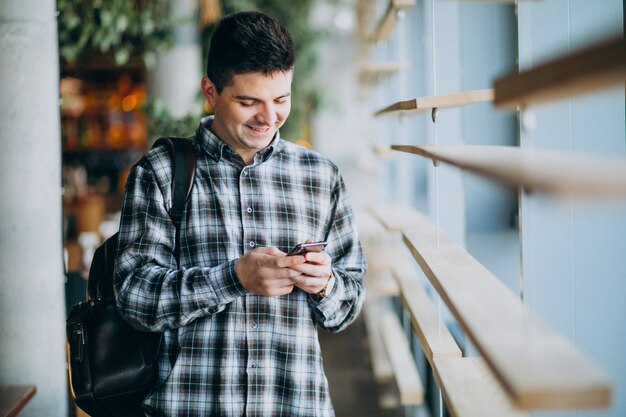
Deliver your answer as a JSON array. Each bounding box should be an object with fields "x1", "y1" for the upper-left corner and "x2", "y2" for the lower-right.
[{"x1": 201, "y1": 76, "x2": 218, "y2": 106}]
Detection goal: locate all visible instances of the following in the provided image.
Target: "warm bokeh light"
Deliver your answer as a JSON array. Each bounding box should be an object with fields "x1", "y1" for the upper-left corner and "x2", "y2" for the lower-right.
[{"x1": 121, "y1": 94, "x2": 138, "y2": 112}]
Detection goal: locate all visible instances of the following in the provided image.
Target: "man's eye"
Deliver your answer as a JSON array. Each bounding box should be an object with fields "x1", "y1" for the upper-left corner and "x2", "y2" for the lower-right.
[{"x1": 239, "y1": 102, "x2": 253, "y2": 107}]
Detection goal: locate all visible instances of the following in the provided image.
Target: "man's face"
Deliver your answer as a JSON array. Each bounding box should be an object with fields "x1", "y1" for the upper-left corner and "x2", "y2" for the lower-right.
[{"x1": 201, "y1": 70, "x2": 293, "y2": 164}]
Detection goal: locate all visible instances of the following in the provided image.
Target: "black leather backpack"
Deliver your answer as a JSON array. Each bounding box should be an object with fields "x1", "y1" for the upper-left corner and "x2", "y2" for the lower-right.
[{"x1": 66, "y1": 137, "x2": 196, "y2": 417}]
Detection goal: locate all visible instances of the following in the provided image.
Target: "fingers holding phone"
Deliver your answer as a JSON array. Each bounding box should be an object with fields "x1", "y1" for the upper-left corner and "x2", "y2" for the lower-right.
[
  {"x1": 235, "y1": 240, "x2": 332, "y2": 296},
  {"x1": 288, "y1": 240, "x2": 333, "y2": 295},
  {"x1": 287, "y1": 240, "x2": 330, "y2": 272},
  {"x1": 235, "y1": 246, "x2": 306, "y2": 296}
]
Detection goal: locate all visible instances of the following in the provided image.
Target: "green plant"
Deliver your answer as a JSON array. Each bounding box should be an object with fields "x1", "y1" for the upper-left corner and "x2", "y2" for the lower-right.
[
  {"x1": 142, "y1": 98, "x2": 206, "y2": 142},
  {"x1": 57, "y1": 0, "x2": 176, "y2": 67}
]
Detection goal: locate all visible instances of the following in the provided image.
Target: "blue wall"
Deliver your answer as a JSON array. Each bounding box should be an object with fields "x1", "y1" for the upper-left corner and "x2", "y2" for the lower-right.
[
  {"x1": 518, "y1": 1, "x2": 625, "y2": 416},
  {"x1": 460, "y1": 2, "x2": 518, "y2": 234}
]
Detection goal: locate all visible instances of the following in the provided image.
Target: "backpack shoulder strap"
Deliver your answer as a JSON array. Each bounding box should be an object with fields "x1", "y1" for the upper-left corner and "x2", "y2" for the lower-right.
[
  {"x1": 152, "y1": 137, "x2": 197, "y2": 267},
  {"x1": 152, "y1": 137, "x2": 197, "y2": 226}
]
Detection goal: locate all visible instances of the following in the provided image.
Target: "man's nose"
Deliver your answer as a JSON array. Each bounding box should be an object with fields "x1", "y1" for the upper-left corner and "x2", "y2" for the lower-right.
[{"x1": 256, "y1": 103, "x2": 277, "y2": 125}]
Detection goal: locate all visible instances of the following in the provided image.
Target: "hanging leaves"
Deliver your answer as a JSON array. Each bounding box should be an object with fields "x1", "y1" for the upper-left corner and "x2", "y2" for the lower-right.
[{"x1": 57, "y1": 0, "x2": 176, "y2": 67}]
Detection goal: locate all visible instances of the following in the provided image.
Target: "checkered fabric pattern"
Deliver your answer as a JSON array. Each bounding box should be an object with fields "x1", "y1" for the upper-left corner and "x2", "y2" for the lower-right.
[{"x1": 114, "y1": 117, "x2": 367, "y2": 417}]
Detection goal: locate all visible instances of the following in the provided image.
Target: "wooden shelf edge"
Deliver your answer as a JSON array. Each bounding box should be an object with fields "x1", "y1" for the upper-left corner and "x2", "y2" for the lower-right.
[
  {"x1": 369, "y1": 203, "x2": 461, "y2": 364},
  {"x1": 363, "y1": 298, "x2": 395, "y2": 384},
  {"x1": 0, "y1": 385, "x2": 37, "y2": 417},
  {"x1": 433, "y1": 358, "x2": 529, "y2": 417},
  {"x1": 368, "y1": 204, "x2": 428, "y2": 232},
  {"x1": 390, "y1": 144, "x2": 626, "y2": 199},
  {"x1": 392, "y1": 264, "x2": 462, "y2": 364},
  {"x1": 494, "y1": 35, "x2": 626, "y2": 109},
  {"x1": 359, "y1": 61, "x2": 410, "y2": 74},
  {"x1": 366, "y1": 270, "x2": 401, "y2": 296},
  {"x1": 356, "y1": 0, "x2": 376, "y2": 42},
  {"x1": 358, "y1": 62, "x2": 410, "y2": 85},
  {"x1": 399, "y1": 213, "x2": 612, "y2": 409},
  {"x1": 374, "y1": 89, "x2": 494, "y2": 117},
  {"x1": 380, "y1": 310, "x2": 425, "y2": 405},
  {"x1": 367, "y1": 0, "x2": 416, "y2": 44}
]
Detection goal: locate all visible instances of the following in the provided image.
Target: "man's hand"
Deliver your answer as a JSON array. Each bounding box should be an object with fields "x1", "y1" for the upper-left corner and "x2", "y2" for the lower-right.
[
  {"x1": 290, "y1": 250, "x2": 333, "y2": 295},
  {"x1": 235, "y1": 247, "x2": 306, "y2": 296}
]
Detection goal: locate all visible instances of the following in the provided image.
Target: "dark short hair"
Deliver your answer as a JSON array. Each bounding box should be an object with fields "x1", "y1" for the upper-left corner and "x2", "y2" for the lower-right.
[{"x1": 206, "y1": 11, "x2": 295, "y2": 92}]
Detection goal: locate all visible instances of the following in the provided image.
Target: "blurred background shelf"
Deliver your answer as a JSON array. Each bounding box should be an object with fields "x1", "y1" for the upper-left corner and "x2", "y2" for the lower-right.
[
  {"x1": 366, "y1": 0, "x2": 415, "y2": 43},
  {"x1": 375, "y1": 89, "x2": 494, "y2": 116},
  {"x1": 494, "y1": 36, "x2": 626, "y2": 109},
  {"x1": 391, "y1": 144, "x2": 626, "y2": 198}
]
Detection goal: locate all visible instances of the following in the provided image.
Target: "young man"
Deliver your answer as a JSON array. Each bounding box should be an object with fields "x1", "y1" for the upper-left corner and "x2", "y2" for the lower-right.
[{"x1": 115, "y1": 11, "x2": 366, "y2": 417}]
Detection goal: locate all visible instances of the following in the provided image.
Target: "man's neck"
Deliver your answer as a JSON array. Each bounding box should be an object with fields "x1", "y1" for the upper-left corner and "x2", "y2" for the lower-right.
[{"x1": 207, "y1": 125, "x2": 257, "y2": 166}]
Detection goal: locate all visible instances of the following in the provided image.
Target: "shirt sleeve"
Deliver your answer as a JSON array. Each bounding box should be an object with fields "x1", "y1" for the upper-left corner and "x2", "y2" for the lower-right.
[
  {"x1": 309, "y1": 173, "x2": 367, "y2": 332},
  {"x1": 114, "y1": 160, "x2": 248, "y2": 332}
]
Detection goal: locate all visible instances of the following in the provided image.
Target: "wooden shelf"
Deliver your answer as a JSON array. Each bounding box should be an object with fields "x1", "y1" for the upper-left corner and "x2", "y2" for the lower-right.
[
  {"x1": 494, "y1": 36, "x2": 625, "y2": 109},
  {"x1": 358, "y1": 62, "x2": 409, "y2": 85},
  {"x1": 380, "y1": 310, "x2": 425, "y2": 405},
  {"x1": 433, "y1": 358, "x2": 529, "y2": 417},
  {"x1": 365, "y1": 269, "x2": 400, "y2": 296},
  {"x1": 368, "y1": 205, "x2": 424, "y2": 232},
  {"x1": 372, "y1": 144, "x2": 396, "y2": 158},
  {"x1": 369, "y1": 205, "x2": 528, "y2": 415},
  {"x1": 401, "y1": 213, "x2": 612, "y2": 409},
  {"x1": 357, "y1": 0, "x2": 376, "y2": 41},
  {"x1": 360, "y1": 213, "x2": 401, "y2": 296},
  {"x1": 367, "y1": 0, "x2": 415, "y2": 43},
  {"x1": 0, "y1": 385, "x2": 36, "y2": 417},
  {"x1": 369, "y1": 205, "x2": 461, "y2": 363},
  {"x1": 391, "y1": 144, "x2": 626, "y2": 198},
  {"x1": 392, "y1": 262, "x2": 462, "y2": 364},
  {"x1": 374, "y1": 89, "x2": 494, "y2": 116},
  {"x1": 364, "y1": 297, "x2": 394, "y2": 384}
]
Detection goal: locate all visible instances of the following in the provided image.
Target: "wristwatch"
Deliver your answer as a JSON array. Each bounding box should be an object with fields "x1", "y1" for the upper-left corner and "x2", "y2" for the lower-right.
[{"x1": 317, "y1": 271, "x2": 334, "y2": 298}]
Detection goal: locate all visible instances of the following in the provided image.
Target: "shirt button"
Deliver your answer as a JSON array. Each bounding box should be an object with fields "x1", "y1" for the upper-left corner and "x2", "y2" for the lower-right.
[
  {"x1": 249, "y1": 241, "x2": 256, "y2": 248},
  {"x1": 251, "y1": 363, "x2": 257, "y2": 368},
  {"x1": 246, "y1": 207, "x2": 253, "y2": 214},
  {"x1": 251, "y1": 322, "x2": 258, "y2": 329}
]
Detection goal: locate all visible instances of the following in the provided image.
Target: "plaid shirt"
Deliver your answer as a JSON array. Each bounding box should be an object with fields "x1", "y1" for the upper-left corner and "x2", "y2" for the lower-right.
[{"x1": 114, "y1": 117, "x2": 366, "y2": 417}]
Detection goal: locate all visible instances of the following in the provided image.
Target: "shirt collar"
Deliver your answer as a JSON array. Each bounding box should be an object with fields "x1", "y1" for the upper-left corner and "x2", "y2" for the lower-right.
[{"x1": 195, "y1": 116, "x2": 283, "y2": 164}]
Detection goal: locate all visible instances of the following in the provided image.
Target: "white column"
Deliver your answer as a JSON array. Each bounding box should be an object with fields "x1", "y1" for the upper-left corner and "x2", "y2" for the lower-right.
[
  {"x1": 147, "y1": 0, "x2": 203, "y2": 118},
  {"x1": 0, "y1": 1, "x2": 67, "y2": 416}
]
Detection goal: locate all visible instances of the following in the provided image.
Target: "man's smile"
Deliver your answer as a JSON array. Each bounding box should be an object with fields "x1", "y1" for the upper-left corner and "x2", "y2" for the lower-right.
[{"x1": 246, "y1": 124, "x2": 272, "y2": 136}]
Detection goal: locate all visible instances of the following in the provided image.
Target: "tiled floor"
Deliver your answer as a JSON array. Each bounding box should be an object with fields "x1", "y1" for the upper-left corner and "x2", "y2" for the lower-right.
[{"x1": 319, "y1": 315, "x2": 402, "y2": 417}]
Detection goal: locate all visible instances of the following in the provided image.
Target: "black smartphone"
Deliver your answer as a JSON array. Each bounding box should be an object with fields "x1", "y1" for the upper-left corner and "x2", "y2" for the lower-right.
[{"x1": 287, "y1": 241, "x2": 328, "y2": 256}]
